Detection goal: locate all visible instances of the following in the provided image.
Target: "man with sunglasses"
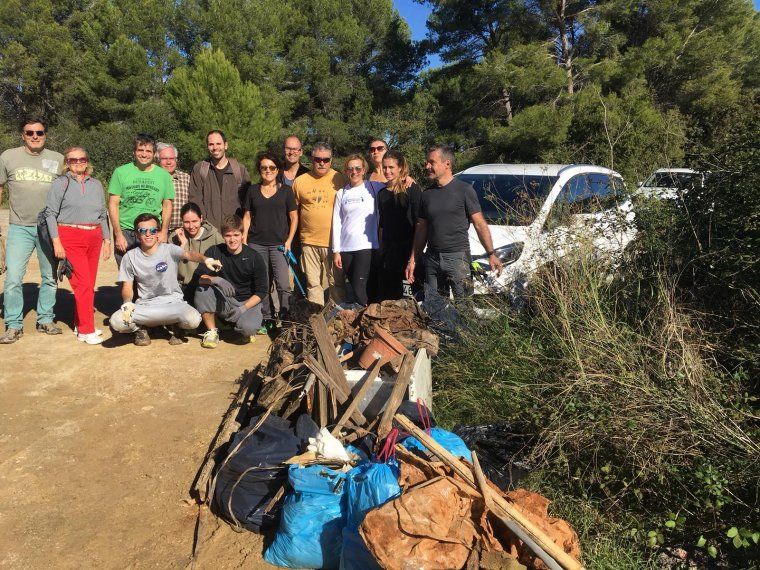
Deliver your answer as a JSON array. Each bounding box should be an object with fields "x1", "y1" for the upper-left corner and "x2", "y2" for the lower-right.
[
  {"x1": 108, "y1": 134, "x2": 175, "y2": 267},
  {"x1": 0, "y1": 117, "x2": 64, "y2": 344},
  {"x1": 109, "y1": 213, "x2": 222, "y2": 346},
  {"x1": 291, "y1": 142, "x2": 347, "y2": 305}
]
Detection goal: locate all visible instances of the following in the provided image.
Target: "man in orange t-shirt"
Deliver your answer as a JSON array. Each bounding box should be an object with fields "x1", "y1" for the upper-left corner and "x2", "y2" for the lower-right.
[{"x1": 292, "y1": 142, "x2": 347, "y2": 305}]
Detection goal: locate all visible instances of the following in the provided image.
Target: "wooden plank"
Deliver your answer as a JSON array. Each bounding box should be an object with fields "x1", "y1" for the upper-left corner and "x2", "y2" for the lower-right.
[
  {"x1": 309, "y1": 314, "x2": 352, "y2": 395},
  {"x1": 318, "y1": 380, "x2": 328, "y2": 427},
  {"x1": 376, "y1": 352, "x2": 415, "y2": 438},
  {"x1": 331, "y1": 358, "x2": 383, "y2": 436},
  {"x1": 305, "y1": 355, "x2": 367, "y2": 426},
  {"x1": 393, "y1": 414, "x2": 584, "y2": 570}
]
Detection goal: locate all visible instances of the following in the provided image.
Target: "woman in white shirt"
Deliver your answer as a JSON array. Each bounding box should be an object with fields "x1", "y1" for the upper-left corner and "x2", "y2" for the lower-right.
[{"x1": 332, "y1": 154, "x2": 383, "y2": 306}]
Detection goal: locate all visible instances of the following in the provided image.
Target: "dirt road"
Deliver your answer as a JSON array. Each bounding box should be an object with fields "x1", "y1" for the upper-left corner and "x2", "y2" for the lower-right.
[{"x1": 0, "y1": 211, "x2": 273, "y2": 568}]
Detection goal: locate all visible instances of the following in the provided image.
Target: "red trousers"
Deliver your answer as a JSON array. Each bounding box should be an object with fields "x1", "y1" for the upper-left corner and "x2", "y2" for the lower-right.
[{"x1": 58, "y1": 226, "x2": 102, "y2": 334}]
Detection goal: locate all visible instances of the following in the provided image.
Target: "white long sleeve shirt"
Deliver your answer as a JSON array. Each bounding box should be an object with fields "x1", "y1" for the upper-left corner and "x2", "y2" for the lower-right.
[{"x1": 331, "y1": 181, "x2": 383, "y2": 252}]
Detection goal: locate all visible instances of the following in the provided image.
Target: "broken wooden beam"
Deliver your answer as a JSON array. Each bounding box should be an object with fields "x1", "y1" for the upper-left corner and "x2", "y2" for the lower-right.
[
  {"x1": 304, "y1": 355, "x2": 367, "y2": 426},
  {"x1": 376, "y1": 352, "x2": 415, "y2": 437},
  {"x1": 331, "y1": 358, "x2": 383, "y2": 436}
]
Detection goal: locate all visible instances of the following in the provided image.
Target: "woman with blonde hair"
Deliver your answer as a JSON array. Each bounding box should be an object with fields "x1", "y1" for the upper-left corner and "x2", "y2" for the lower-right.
[
  {"x1": 377, "y1": 150, "x2": 422, "y2": 300},
  {"x1": 44, "y1": 146, "x2": 110, "y2": 344},
  {"x1": 331, "y1": 154, "x2": 383, "y2": 306}
]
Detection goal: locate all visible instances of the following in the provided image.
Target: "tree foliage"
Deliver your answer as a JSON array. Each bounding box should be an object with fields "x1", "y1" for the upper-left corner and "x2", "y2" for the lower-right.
[{"x1": 0, "y1": 0, "x2": 756, "y2": 182}]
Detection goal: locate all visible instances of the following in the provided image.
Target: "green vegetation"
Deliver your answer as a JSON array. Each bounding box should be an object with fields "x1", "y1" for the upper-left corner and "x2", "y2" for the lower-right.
[
  {"x1": 1, "y1": 0, "x2": 758, "y2": 183},
  {"x1": 433, "y1": 115, "x2": 760, "y2": 565}
]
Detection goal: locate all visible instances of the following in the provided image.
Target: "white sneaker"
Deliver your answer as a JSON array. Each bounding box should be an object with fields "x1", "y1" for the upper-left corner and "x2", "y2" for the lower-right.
[
  {"x1": 78, "y1": 332, "x2": 103, "y2": 345},
  {"x1": 75, "y1": 327, "x2": 103, "y2": 337}
]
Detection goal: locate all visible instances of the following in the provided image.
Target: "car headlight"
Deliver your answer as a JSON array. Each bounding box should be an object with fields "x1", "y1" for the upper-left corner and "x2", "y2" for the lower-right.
[{"x1": 472, "y1": 242, "x2": 524, "y2": 270}]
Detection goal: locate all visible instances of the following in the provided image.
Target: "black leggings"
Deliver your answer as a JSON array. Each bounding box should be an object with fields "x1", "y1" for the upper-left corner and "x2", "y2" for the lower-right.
[{"x1": 341, "y1": 249, "x2": 373, "y2": 306}]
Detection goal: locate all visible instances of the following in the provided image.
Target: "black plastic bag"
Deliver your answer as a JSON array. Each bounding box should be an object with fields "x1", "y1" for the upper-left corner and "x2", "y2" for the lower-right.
[{"x1": 213, "y1": 413, "x2": 318, "y2": 532}]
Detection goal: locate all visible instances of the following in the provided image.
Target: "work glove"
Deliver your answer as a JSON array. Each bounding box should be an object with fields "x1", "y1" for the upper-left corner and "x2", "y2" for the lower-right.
[
  {"x1": 231, "y1": 304, "x2": 248, "y2": 321},
  {"x1": 307, "y1": 427, "x2": 351, "y2": 462},
  {"x1": 204, "y1": 257, "x2": 223, "y2": 272},
  {"x1": 121, "y1": 302, "x2": 136, "y2": 324},
  {"x1": 211, "y1": 276, "x2": 237, "y2": 298}
]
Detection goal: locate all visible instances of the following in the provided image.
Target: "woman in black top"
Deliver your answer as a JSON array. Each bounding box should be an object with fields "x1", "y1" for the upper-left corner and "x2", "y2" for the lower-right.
[
  {"x1": 377, "y1": 150, "x2": 423, "y2": 300},
  {"x1": 242, "y1": 152, "x2": 298, "y2": 322}
]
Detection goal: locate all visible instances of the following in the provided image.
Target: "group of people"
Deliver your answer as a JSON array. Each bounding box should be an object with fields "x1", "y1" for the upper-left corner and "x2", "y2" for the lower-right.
[{"x1": 0, "y1": 117, "x2": 503, "y2": 348}]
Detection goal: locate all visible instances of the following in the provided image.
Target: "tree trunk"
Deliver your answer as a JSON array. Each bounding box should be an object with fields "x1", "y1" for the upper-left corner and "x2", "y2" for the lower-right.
[
  {"x1": 556, "y1": 0, "x2": 574, "y2": 95},
  {"x1": 501, "y1": 87, "x2": 513, "y2": 123}
]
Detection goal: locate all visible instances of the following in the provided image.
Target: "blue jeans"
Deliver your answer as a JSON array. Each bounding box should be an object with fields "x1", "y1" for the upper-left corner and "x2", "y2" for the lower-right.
[{"x1": 2, "y1": 224, "x2": 57, "y2": 330}]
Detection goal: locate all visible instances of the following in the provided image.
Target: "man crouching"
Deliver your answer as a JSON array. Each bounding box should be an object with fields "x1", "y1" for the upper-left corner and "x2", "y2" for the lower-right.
[
  {"x1": 110, "y1": 213, "x2": 222, "y2": 345},
  {"x1": 194, "y1": 215, "x2": 267, "y2": 348}
]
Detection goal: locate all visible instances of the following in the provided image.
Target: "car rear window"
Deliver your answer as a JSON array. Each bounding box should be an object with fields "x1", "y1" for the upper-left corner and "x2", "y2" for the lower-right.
[
  {"x1": 647, "y1": 172, "x2": 701, "y2": 190},
  {"x1": 457, "y1": 173, "x2": 557, "y2": 225}
]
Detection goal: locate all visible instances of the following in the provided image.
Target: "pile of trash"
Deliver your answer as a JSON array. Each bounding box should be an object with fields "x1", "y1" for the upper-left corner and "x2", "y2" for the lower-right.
[{"x1": 194, "y1": 299, "x2": 584, "y2": 570}]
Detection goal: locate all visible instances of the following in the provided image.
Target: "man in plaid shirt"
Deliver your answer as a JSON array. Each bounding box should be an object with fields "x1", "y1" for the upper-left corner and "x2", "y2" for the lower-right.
[{"x1": 157, "y1": 142, "x2": 191, "y2": 232}]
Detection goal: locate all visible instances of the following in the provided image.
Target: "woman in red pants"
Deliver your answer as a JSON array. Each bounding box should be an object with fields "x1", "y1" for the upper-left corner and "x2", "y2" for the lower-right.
[{"x1": 44, "y1": 147, "x2": 111, "y2": 344}]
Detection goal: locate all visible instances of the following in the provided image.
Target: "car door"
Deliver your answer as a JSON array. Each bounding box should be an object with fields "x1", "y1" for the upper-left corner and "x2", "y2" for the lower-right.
[{"x1": 536, "y1": 172, "x2": 632, "y2": 266}]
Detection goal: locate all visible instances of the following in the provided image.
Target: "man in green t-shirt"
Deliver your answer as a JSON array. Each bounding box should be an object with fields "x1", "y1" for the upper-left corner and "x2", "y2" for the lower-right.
[
  {"x1": 108, "y1": 134, "x2": 174, "y2": 266},
  {"x1": 0, "y1": 117, "x2": 64, "y2": 344}
]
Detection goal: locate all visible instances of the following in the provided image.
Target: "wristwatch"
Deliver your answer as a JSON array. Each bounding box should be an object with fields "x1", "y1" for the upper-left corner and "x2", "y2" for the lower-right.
[{"x1": 486, "y1": 250, "x2": 496, "y2": 257}]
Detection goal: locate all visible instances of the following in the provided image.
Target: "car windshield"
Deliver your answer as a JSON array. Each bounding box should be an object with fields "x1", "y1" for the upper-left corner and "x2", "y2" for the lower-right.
[
  {"x1": 457, "y1": 173, "x2": 557, "y2": 225},
  {"x1": 646, "y1": 172, "x2": 701, "y2": 190}
]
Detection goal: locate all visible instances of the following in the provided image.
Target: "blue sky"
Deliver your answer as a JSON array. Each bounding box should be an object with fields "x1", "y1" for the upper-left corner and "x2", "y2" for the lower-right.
[
  {"x1": 394, "y1": 0, "x2": 760, "y2": 70},
  {"x1": 393, "y1": 0, "x2": 443, "y2": 69}
]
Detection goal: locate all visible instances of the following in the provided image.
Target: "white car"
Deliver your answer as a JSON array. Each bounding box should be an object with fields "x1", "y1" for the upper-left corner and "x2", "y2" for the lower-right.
[
  {"x1": 637, "y1": 168, "x2": 705, "y2": 200},
  {"x1": 457, "y1": 164, "x2": 636, "y2": 294}
]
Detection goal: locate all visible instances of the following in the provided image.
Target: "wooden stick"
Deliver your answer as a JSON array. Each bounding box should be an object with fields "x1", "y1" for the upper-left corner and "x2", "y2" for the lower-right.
[
  {"x1": 377, "y1": 352, "x2": 415, "y2": 437},
  {"x1": 192, "y1": 371, "x2": 255, "y2": 502},
  {"x1": 393, "y1": 414, "x2": 584, "y2": 570},
  {"x1": 331, "y1": 358, "x2": 383, "y2": 436},
  {"x1": 318, "y1": 380, "x2": 329, "y2": 427},
  {"x1": 305, "y1": 355, "x2": 368, "y2": 427},
  {"x1": 472, "y1": 453, "x2": 563, "y2": 570}
]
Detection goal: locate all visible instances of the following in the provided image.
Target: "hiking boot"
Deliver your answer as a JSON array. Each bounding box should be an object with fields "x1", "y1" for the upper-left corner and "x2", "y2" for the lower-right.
[
  {"x1": 134, "y1": 327, "x2": 151, "y2": 347},
  {"x1": 167, "y1": 325, "x2": 185, "y2": 345},
  {"x1": 36, "y1": 322, "x2": 62, "y2": 335},
  {"x1": 201, "y1": 328, "x2": 219, "y2": 349},
  {"x1": 0, "y1": 328, "x2": 23, "y2": 344}
]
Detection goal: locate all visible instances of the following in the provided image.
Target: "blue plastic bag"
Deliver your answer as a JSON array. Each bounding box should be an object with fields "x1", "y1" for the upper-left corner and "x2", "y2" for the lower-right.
[
  {"x1": 401, "y1": 427, "x2": 473, "y2": 461},
  {"x1": 340, "y1": 460, "x2": 402, "y2": 570},
  {"x1": 264, "y1": 464, "x2": 347, "y2": 569}
]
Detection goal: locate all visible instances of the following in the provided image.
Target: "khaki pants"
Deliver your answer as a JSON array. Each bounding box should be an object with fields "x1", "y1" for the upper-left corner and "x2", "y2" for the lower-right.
[{"x1": 301, "y1": 244, "x2": 345, "y2": 306}]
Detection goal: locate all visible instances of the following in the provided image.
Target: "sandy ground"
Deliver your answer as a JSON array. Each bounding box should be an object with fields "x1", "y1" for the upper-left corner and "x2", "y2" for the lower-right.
[{"x1": 0, "y1": 210, "x2": 275, "y2": 569}]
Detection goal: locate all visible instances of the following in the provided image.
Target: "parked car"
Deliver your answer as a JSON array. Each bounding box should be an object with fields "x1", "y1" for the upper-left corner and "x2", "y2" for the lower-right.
[
  {"x1": 456, "y1": 164, "x2": 636, "y2": 294},
  {"x1": 637, "y1": 168, "x2": 706, "y2": 200}
]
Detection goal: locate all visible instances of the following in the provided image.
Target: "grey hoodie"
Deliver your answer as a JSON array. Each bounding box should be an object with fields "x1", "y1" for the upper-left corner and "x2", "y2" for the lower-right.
[{"x1": 172, "y1": 221, "x2": 224, "y2": 285}]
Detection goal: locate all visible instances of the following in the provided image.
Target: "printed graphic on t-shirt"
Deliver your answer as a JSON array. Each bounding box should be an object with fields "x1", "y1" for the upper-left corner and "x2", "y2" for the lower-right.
[
  {"x1": 156, "y1": 261, "x2": 168, "y2": 273},
  {"x1": 121, "y1": 179, "x2": 162, "y2": 211},
  {"x1": 11, "y1": 167, "x2": 56, "y2": 184}
]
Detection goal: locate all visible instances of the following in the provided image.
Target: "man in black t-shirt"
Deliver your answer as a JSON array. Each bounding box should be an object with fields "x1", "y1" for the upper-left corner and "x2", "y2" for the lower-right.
[
  {"x1": 194, "y1": 215, "x2": 268, "y2": 348},
  {"x1": 405, "y1": 145, "x2": 503, "y2": 298}
]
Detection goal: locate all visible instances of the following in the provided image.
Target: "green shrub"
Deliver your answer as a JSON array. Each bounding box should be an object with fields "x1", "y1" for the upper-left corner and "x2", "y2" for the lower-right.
[{"x1": 434, "y1": 254, "x2": 759, "y2": 565}]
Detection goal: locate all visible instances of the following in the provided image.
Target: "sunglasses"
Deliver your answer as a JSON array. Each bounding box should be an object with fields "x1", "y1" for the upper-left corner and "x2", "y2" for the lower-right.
[
  {"x1": 312, "y1": 157, "x2": 331, "y2": 164},
  {"x1": 345, "y1": 165, "x2": 363, "y2": 172},
  {"x1": 368, "y1": 145, "x2": 386, "y2": 152},
  {"x1": 260, "y1": 165, "x2": 278, "y2": 172},
  {"x1": 24, "y1": 130, "x2": 46, "y2": 137},
  {"x1": 66, "y1": 157, "x2": 88, "y2": 164},
  {"x1": 284, "y1": 146, "x2": 302, "y2": 152},
  {"x1": 137, "y1": 227, "x2": 159, "y2": 236}
]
